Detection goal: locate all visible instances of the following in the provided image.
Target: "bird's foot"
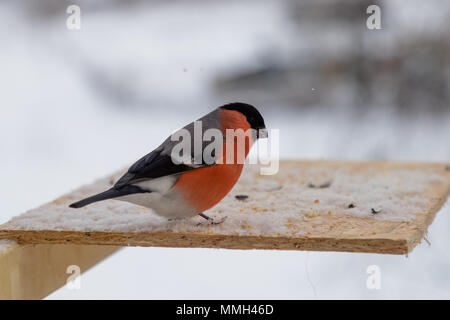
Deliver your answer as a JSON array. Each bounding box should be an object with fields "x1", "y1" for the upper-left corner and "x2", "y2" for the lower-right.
[{"x1": 196, "y1": 213, "x2": 227, "y2": 226}]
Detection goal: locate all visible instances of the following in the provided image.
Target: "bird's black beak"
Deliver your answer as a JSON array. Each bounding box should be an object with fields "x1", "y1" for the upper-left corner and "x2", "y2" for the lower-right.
[{"x1": 258, "y1": 127, "x2": 268, "y2": 139}]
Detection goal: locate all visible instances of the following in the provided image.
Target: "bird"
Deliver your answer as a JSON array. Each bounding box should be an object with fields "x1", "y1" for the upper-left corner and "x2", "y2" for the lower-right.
[{"x1": 69, "y1": 102, "x2": 267, "y2": 224}]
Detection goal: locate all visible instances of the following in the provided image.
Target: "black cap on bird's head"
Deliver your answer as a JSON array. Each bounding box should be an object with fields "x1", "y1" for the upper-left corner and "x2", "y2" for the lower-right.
[{"x1": 220, "y1": 102, "x2": 267, "y2": 139}]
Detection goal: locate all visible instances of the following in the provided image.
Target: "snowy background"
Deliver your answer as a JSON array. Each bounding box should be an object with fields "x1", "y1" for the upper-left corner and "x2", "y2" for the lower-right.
[{"x1": 1, "y1": 0, "x2": 449, "y2": 299}]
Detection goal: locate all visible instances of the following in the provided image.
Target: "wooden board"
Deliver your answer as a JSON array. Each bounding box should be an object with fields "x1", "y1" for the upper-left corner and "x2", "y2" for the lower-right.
[
  {"x1": 0, "y1": 243, "x2": 119, "y2": 299},
  {"x1": 0, "y1": 161, "x2": 449, "y2": 255}
]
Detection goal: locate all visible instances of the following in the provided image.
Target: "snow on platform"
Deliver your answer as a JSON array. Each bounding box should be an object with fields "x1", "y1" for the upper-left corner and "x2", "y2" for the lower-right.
[{"x1": 0, "y1": 160, "x2": 449, "y2": 254}]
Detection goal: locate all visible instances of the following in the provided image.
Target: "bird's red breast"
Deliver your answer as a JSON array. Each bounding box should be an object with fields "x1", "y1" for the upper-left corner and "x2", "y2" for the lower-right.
[{"x1": 174, "y1": 109, "x2": 253, "y2": 212}]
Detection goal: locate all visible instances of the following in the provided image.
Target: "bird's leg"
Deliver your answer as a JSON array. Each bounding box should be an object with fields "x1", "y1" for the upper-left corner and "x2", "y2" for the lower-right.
[{"x1": 197, "y1": 213, "x2": 227, "y2": 225}]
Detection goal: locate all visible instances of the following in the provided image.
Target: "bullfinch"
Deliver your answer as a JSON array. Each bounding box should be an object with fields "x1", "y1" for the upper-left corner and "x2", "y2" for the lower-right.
[{"x1": 69, "y1": 102, "x2": 267, "y2": 224}]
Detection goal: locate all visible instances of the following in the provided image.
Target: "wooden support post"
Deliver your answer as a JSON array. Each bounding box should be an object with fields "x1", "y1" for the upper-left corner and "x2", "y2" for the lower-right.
[{"x1": 0, "y1": 243, "x2": 119, "y2": 299}]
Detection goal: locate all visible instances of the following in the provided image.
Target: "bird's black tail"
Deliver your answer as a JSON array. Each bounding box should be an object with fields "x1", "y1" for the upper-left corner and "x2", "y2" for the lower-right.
[{"x1": 69, "y1": 185, "x2": 150, "y2": 208}]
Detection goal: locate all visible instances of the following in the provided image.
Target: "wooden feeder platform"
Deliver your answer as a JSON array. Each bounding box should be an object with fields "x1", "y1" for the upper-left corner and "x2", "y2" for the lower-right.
[
  {"x1": 1, "y1": 160, "x2": 449, "y2": 255},
  {"x1": 1, "y1": 160, "x2": 449, "y2": 299}
]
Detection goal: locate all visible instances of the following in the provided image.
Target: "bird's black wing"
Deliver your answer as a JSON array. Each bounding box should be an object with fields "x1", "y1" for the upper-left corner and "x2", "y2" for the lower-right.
[{"x1": 113, "y1": 147, "x2": 206, "y2": 189}]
